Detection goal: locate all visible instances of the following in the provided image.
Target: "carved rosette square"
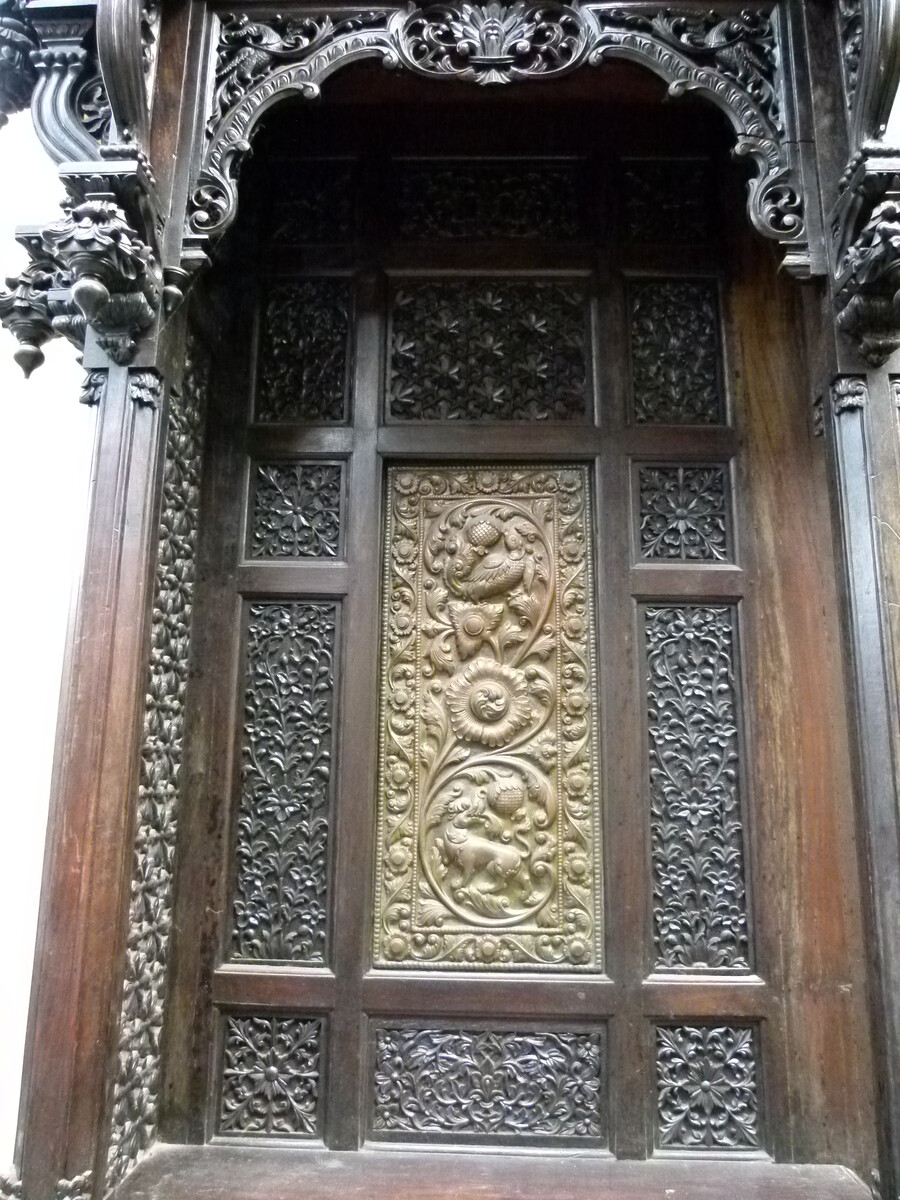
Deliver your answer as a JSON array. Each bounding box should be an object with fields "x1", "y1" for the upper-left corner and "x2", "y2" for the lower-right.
[
  {"x1": 371, "y1": 1023, "x2": 606, "y2": 1142},
  {"x1": 656, "y1": 1024, "x2": 761, "y2": 1150},
  {"x1": 250, "y1": 462, "x2": 343, "y2": 559},
  {"x1": 218, "y1": 1014, "x2": 322, "y2": 1138},
  {"x1": 637, "y1": 464, "x2": 730, "y2": 562},
  {"x1": 374, "y1": 465, "x2": 601, "y2": 970}
]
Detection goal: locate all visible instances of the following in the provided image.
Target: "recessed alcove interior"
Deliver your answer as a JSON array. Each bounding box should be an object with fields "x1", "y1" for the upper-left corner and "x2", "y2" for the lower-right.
[{"x1": 139, "y1": 57, "x2": 876, "y2": 1200}]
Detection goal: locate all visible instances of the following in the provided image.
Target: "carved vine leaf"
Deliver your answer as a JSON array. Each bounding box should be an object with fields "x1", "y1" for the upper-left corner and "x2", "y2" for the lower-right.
[
  {"x1": 389, "y1": 282, "x2": 588, "y2": 421},
  {"x1": 232, "y1": 603, "x2": 336, "y2": 963},
  {"x1": 645, "y1": 607, "x2": 749, "y2": 971},
  {"x1": 629, "y1": 280, "x2": 723, "y2": 425},
  {"x1": 373, "y1": 1026, "x2": 606, "y2": 1138},
  {"x1": 219, "y1": 1015, "x2": 321, "y2": 1136},
  {"x1": 375, "y1": 466, "x2": 600, "y2": 970},
  {"x1": 638, "y1": 465, "x2": 729, "y2": 562},
  {"x1": 106, "y1": 342, "x2": 209, "y2": 1190},
  {"x1": 656, "y1": 1025, "x2": 760, "y2": 1149},
  {"x1": 251, "y1": 462, "x2": 343, "y2": 558}
]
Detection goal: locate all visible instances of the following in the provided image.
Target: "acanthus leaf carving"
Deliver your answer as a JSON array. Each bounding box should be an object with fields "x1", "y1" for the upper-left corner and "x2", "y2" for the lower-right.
[
  {"x1": 187, "y1": 5, "x2": 806, "y2": 277},
  {"x1": 832, "y1": 374, "x2": 869, "y2": 414}
]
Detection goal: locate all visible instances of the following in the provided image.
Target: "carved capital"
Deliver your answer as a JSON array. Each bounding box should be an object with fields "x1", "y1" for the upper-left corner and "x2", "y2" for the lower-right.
[
  {"x1": 187, "y1": 4, "x2": 808, "y2": 276},
  {"x1": 127, "y1": 366, "x2": 160, "y2": 407},
  {"x1": 0, "y1": 0, "x2": 39, "y2": 127},
  {"x1": 832, "y1": 149, "x2": 900, "y2": 365},
  {"x1": 832, "y1": 374, "x2": 869, "y2": 414},
  {"x1": 80, "y1": 365, "x2": 106, "y2": 404}
]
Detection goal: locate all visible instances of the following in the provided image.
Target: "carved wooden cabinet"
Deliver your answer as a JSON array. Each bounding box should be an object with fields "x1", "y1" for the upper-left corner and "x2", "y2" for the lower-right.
[{"x1": 3, "y1": 4, "x2": 900, "y2": 1200}]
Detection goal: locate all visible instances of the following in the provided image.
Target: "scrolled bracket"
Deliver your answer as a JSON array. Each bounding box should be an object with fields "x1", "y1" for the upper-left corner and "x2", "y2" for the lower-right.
[
  {"x1": 28, "y1": 2, "x2": 104, "y2": 163},
  {"x1": 185, "y1": 4, "x2": 809, "y2": 278}
]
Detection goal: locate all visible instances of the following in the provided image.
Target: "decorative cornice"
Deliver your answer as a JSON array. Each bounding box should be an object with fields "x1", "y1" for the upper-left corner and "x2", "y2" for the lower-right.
[
  {"x1": 187, "y1": 4, "x2": 808, "y2": 276},
  {"x1": 832, "y1": 374, "x2": 869, "y2": 413}
]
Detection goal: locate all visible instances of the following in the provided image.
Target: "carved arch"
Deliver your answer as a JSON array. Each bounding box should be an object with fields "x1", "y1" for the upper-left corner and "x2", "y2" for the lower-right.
[{"x1": 186, "y1": 4, "x2": 810, "y2": 277}]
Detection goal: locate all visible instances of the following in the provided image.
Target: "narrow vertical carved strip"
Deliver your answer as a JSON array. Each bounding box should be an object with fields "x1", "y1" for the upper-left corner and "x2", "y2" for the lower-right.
[
  {"x1": 231, "y1": 603, "x2": 336, "y2": 963},
  {"x1": 656, "y1": 1024, "x2": 760, "y2": 1149},
  {"x1": 106, "y1": 343, "x2": 208, "y2": 1191},
  {"x1": 645, "y1": 606, "x2": 749, "y2": 971}
]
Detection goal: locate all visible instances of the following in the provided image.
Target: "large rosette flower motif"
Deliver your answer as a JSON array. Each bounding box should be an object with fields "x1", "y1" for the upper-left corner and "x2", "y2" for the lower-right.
[{"x1": 446, "y1": 658, "x2": 531, "y2": 747}]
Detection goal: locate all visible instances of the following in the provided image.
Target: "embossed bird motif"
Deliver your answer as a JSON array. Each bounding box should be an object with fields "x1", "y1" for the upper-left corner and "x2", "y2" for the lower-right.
[{"x1": 445, "y1": 516, "x2": 528, "y2": 600}]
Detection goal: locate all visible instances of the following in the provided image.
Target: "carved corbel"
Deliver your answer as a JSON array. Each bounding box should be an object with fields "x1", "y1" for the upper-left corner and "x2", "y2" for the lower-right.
[
  {"x1": 0, "y1": 0, "x2": 39, "y2": 127},
  {"x1": 27, "y1": 0, "x2": 103, "y2": 163}
]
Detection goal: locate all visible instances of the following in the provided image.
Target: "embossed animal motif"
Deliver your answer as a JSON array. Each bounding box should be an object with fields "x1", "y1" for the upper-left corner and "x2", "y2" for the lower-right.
[
  {"x1": 443, "y1": 515, "x2": 528, "y2": 601},
  {"x1": 432, "y1": 776, "x2": 527, "y2": 900}
]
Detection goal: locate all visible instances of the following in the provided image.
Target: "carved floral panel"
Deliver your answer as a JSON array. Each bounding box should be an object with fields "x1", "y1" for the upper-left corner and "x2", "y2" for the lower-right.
[
  {"x1": 256, "y1": 280, "x2": 351, "y2": 423},
  {"x1": 656, "y1": 1025, "x2": 760, "y2": 1149},
  {"x1": 645, "y1": 606, "x2": 749, "y2": 970},
  {"x1": 264, "y1": 160, "x2": 356, "y2": 245},
  {"x1": 622, "y1": 160, "x2": 713, "y2": 244},
  {"x1": 375, "y1": 466, "x2": 601, "y2": 970},
  {"x1": 394, "y1": 160, "x2": 583, "y2": 241},
  {"x1": 637, "y1": 464, "x2": 730, "y2": 562},
  {"x1": 389, "y1": 282, "x2": 589, "y2": 421},
  {"x1": 250, "y1": 462, "x2": 343, "y2": 559},
  {"x1": 231, "y1": 603, "x2": 336, "y2": 963},
  {"x1": 219, "y1": 1015, "x2": 322, "y2": 1137},
  {"x1": 629, "y1": 280, "x2": 723, "y2": 424},
  {"x1": 372, "y1": 1024, "x2": 606, "y2": 1141}
]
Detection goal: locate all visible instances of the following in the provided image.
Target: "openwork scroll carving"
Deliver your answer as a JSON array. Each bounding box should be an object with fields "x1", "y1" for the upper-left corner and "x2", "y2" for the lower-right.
[
  {"x1": 395, "y1": 160, "x2": 583, "y2": 240},
  {"x1": 375, "y1": 466, "x2": 601, "y2": 970},
  {"x1": 251, "y1": 463, "x2": 343, "y2": 558},
  {"x1": 645, "y1": 606, "x2": 749, "y2": 971},
  {"x1": 389, "y1": 282, "x2": 588, "y2": 421},
  {"x1": 372, "y1": 1025, "x2": 606, "y2": 1139},
  {"x1": 629, "y1": 280, "x2": 723, "y2": 425},
  {"x1": 656, "y1": 1025, "x2": 760, "y2": 1149},
  {"x1": 106, "y1": 345, "x2": 208, "y2": 1191},
  {"x1": 638, "y1": 465, "x2": 730, "y2": 561},
  {"x1": 219, "y1": 1015, "x2": 321, "y2": 1137},
  {"x1": 256, "y1": 280, "x2": 350, "y2": 423},
  {"x1": 232, "y1": 603, "x2": 336, "y2": 963},
  {"x1": 188, "y1": 5, "x2": 807, "y2": 276}
]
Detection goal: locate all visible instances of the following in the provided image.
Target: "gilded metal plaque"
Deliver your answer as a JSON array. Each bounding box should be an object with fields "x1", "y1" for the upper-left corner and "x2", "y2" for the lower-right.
[{"x1": 375, "y1": 466, "x2": 601, "y2": 970}]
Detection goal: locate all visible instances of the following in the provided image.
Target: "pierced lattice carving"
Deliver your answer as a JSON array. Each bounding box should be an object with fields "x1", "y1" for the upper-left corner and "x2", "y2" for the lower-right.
[{"x1": 389, "y1": 282, "x2": 589, "y2": 421}]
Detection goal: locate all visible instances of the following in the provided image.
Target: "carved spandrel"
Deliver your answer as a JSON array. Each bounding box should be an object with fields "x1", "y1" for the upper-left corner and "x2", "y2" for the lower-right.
[
  {"x1": 372, "y1": 1025, "x2": 606, "y2": 1140},
  {"x1": 219, "y1": 1015, "x2": 321, "y2": 1137},
  {"x1": 394, "y1": 160, "x2": 583, "y2": 241},
  {"x1": 232, "y1": 603, "x2": 336, "y2": 963},
  {"x1": 256, "y1": 280, "x2": 350, "y2": 423},
  {"x1": 622, "y1": 159, "x2": 714, "y2": 244},
  {"x1": 389, "y1": 282, "x2": 589, "y2": 421},
  {"x1": 638, "y1": 465, "x2": 730, "y2": 562},
  {"x1": 629, "y1": 279, "x2": 723, "y2": 425},
  {"x1": 250, "y1": 462, "x2": 343, "y2": 559},
  {"x1": 375, "y1": 466, "x2": 601, "y2": 971},
  {"x1": 656, "y1": 1025, "x2": 760, "y2": 1149},
  {"x1": 645, "y1": 606, "x2": 750, "y2": 971}
]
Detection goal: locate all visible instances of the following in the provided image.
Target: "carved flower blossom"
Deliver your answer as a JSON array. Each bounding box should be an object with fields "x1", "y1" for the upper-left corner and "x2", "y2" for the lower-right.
[
  {"x1": 446, "y1": 658, "x2": 531, "y2": 747},
  {"x1": 447, "y1": 600, "x2": 504, "y2": 658}
]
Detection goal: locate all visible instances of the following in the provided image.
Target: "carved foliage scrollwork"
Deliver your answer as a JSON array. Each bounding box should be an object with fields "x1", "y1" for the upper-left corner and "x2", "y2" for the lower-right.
[
  {"x1": 638, "y1": 465, "x2": 729, "y2": 562},
  {"x1": 645, "y1": 607, "x2": 749, "y2": 971},
  {"x1": 375, "y1": 466, "x2": 600, "y2": 970},
  {"x1": 629, "y1": 280, "x2": 723, "y2": 425},
  {"x1": 189, "y1": 4, "x2": 805, "y2": 274},
  {"x1": 656, "y1": 1025, "x2": 760, "y2": 1149},
  {"x1": 832, "y1": 374, "x2": 868, "y2": 414},
  {"x1": 838, "y1": 0, "x2": 863, "y2": 110},
  {"x1": 232, "y1": 603, "x2": 336, "y2": 963},
  {"x1": 106, "y1": 342, "x2": 208, "y2": 1191},
  {"x1": 251, "y1": 462, "x2": 343, "y2": 559},
  {"x1": 373, "y1": 1025, "x2": 606, "y2": 1139},
  {"x1": 389, "y1": 281, "x2": 588, "y2": 421},
  {"x1": 219, "y1": 1015, "x2": 321, "y2": 1137},
  {"x1": 256, "y1": 280, "x2": 350, "y2": 423}
]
